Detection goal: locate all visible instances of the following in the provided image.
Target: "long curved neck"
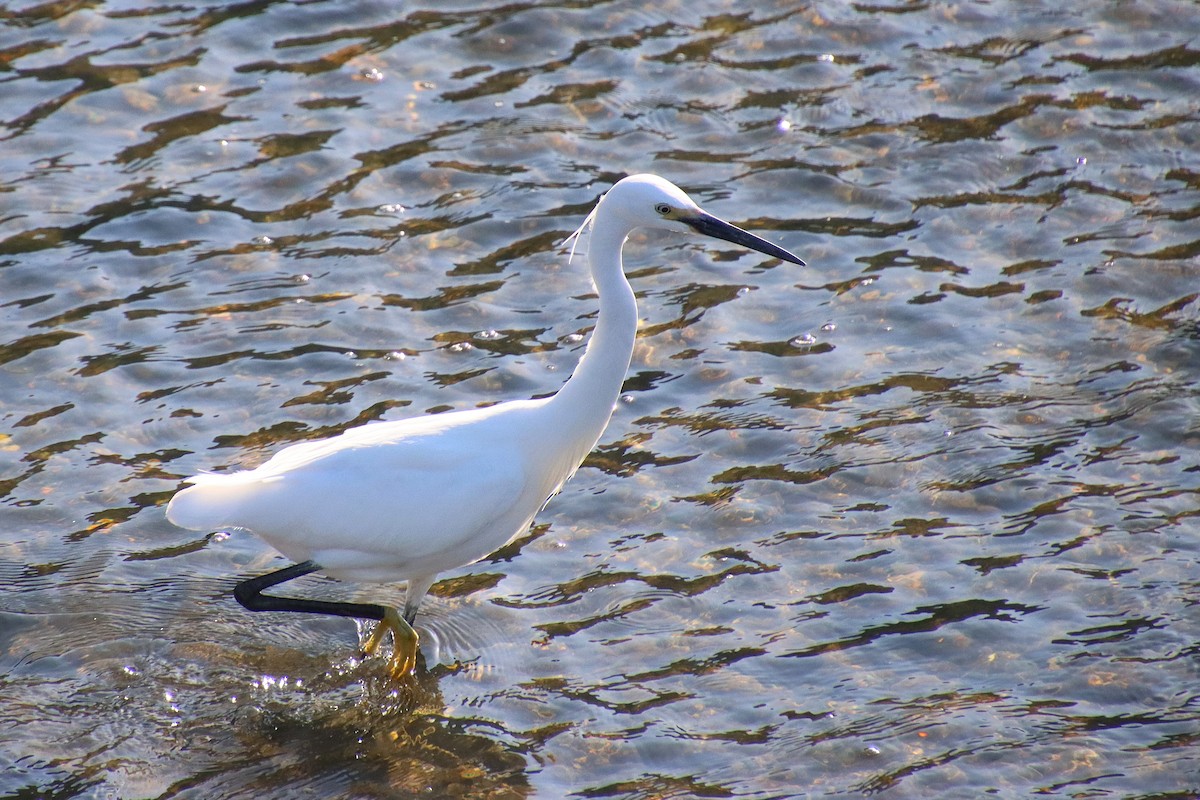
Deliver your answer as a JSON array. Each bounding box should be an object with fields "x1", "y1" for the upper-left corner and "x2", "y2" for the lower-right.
[{"x1": 547, "y1": 208, "x2": 638, "y2": 447}]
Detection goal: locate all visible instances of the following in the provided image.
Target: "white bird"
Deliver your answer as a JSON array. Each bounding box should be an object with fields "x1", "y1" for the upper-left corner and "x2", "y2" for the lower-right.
[{"x1": 166, "y1": 174, "x2": 804, "y2": 677}]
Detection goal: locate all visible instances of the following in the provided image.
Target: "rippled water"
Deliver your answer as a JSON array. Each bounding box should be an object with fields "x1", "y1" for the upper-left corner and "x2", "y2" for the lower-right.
[{"x1": 2, "y1": 1, "x2": 1199, "y2": 797}]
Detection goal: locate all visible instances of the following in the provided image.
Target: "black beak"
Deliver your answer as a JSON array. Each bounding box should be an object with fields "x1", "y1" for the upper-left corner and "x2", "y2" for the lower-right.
[{"x1": 682, "y1": 211, "x2": 805, "y2": 266}]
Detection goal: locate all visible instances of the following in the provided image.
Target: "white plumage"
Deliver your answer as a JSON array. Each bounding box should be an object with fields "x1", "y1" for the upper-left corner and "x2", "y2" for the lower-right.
[{"x1": 167, "y1": 174, "x2": 804, "y2": 676}]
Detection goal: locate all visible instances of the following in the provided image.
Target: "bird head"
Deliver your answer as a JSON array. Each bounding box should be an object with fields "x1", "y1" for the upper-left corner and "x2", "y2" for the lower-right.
[{"x1": 599, "y1": 174, "x2": 805, "y2": 266}]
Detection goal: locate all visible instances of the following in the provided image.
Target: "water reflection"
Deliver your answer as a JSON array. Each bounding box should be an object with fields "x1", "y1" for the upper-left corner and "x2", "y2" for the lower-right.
[{"x1": 2, "y1": 0, "x2": 1200, "y2": 797}]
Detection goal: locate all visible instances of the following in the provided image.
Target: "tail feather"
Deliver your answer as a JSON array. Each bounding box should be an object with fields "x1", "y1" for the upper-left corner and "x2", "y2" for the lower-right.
[{"x1": 165, "y1": 473, "x2": 267, "y2": 531}]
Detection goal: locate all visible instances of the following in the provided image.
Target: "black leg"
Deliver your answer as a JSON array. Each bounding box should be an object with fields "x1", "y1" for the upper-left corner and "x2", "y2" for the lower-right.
[{"x1": 233, "y1": 559, "x2": 387, "y2": 622}]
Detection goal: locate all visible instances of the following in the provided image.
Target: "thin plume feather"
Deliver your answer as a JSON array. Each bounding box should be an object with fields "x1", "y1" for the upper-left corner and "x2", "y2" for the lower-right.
[{"x1": 565, "y1": 200, "x2": 600, "y2": 265}]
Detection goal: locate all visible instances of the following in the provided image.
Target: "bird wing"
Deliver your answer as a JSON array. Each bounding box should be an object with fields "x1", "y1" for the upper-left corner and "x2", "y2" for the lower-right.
[{"x1": 167, "y1": 408, "x2": 549, "y2": 582}]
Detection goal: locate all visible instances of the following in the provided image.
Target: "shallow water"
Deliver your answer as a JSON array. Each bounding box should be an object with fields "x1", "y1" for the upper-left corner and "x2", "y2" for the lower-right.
[{"x1": 2, "y1": 1, "x2": 1199, "y2": 797}]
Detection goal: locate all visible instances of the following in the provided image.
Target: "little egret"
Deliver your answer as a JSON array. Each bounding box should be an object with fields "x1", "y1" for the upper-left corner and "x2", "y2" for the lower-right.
[{"x1": 166, "y1": 173, "x2": 804, "y2": 677}]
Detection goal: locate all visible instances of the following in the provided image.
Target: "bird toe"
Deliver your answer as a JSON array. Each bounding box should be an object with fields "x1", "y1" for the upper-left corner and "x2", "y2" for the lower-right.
[{"x1": 361, "y1": 607, "x2": 420, "y2": 677}]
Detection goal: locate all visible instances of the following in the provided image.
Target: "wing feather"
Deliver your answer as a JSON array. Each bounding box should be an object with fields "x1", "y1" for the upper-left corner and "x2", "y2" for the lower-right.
[{"x1": 167, "y1": 403, "x2": 550, "y2": 581}]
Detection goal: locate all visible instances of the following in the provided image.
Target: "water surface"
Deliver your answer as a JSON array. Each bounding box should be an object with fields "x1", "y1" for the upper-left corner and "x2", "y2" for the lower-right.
[{"x1": 2, "y1": 1, "x2": 1199, "y2": 797}]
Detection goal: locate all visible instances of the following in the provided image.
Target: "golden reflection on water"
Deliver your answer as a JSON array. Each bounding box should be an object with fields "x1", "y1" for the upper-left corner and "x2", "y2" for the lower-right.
[{"x1": 1, "y1": 0, "x2": 1200, "y2": 798}]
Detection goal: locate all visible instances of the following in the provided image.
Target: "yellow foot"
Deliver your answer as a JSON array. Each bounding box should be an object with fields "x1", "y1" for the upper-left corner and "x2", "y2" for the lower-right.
[{"x1": 361, "y1": 607, "x2": 419, "y2": 678}]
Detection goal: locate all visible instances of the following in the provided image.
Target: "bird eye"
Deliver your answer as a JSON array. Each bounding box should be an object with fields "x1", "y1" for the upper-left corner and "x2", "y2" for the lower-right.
[{"x1": 654, "y1": 203, "x2": 671, "y2": 216}]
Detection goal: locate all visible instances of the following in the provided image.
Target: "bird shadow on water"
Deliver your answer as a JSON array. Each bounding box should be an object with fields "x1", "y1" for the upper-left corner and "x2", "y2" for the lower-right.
[
  {"x1": 234, "y1": 674, "x2": 529, "y2": 798},
  {"x1": 21, "y1": 521, "x2": 539, "y2": 797},
  {"x1": 0, "y1": 602, "x2": 529, "y2": 798},
  {"x1": 140, "y1": 618, "x2": 534, "y2": 798}
]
